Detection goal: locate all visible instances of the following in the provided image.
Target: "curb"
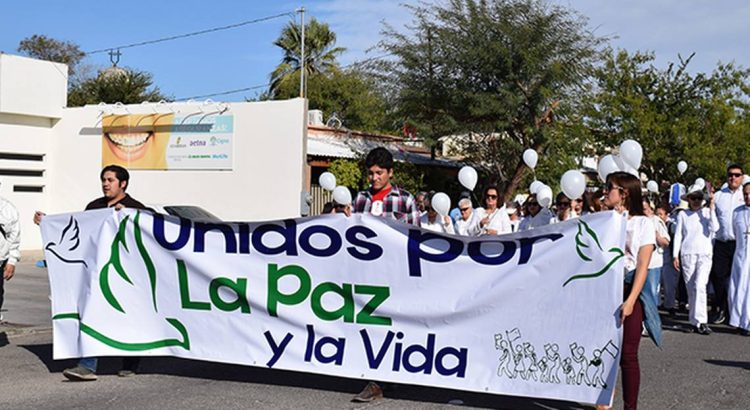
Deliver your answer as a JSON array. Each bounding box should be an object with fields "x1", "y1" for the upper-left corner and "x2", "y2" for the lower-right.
[{"x1": 0, "y1": 325, "x2": 53, "y2": 339}]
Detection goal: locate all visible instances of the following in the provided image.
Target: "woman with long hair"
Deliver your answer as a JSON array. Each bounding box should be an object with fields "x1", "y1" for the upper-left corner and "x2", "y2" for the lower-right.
[{"x1": 602, "y1": 172, "x2": 660, "y2": 410}]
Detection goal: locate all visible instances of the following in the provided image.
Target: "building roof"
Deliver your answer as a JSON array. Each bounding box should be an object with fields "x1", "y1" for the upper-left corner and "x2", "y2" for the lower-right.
[{"x1": 307, "y1": 125, "x2": 459, "y2": 168}]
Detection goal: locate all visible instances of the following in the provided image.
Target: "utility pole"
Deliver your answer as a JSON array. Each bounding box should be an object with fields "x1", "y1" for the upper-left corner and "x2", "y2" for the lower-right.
[{"x1": 297, "y1": 6, "x2": 305, "y2": 98}]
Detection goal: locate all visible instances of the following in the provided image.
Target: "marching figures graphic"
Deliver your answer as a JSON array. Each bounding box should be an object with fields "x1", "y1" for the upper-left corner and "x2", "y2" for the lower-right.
[{"x1": 493, "y1": 328, "x2": 619, "y2": 387}]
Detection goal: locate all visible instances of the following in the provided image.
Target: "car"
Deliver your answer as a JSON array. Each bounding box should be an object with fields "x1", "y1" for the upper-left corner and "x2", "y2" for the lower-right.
[{"x1": 147, "y1": 204, "x2": 222, "y2": 222}]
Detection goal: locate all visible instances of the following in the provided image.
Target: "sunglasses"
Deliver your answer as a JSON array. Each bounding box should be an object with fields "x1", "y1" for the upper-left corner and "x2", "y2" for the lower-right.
[
  {"x1": 459, "y1": 207, "x2": 471, "y2": 212},
  {"x1": 557, "y1": 202, "x2": 571, "y2": 207},
  {"x1": 486, "y1": 194, "x2": 498, "y2": 199},
  {"x1": 527, "y1": 201, "x2": 540, "y2": 207},
  {"x1": 728, "y1": 172, "x2": 743, "y2": 178},
  {"x1": 605, "y1": 182, "x2": 624, "y2": 192},
  {"x1": 688, "y1": 196, "x2": 703, "y2": 201}
]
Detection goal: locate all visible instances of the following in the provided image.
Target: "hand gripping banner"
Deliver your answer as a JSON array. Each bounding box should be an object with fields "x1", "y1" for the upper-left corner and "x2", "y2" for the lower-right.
[{"x1": 41, "y1": 209, "x2": 626, "y2": 405}]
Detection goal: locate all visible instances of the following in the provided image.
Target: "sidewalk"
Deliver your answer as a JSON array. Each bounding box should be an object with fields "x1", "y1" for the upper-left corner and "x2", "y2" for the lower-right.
[{"x1": 0, "y1": 250, "x2": 51, "y2": 336}]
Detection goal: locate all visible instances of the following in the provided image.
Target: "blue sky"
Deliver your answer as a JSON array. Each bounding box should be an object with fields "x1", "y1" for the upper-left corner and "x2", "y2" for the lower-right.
[{"x1": 1, "y1": 0, "x2": 748, "y2": 102}]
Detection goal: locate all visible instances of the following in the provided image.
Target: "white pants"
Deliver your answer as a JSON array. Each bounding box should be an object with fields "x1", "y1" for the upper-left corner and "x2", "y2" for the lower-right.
[{"x1": 681, "y1": 254, "x2": 712, "y2": 326}]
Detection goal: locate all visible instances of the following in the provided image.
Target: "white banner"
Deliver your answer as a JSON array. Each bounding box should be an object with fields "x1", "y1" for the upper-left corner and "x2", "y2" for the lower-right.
[{"x1": 42, "y1": 210, "x2": 626, "y2": 405}]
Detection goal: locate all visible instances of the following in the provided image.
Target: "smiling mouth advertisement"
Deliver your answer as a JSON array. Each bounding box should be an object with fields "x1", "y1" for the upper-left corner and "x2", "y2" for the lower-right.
[{"x1": 102, "y1": 113, "x2": 233, "y2": 170}]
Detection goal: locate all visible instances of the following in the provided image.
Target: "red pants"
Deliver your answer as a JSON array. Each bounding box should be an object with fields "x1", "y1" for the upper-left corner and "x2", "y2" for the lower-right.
[{"x1": 621, "y1": 285, "x2": 644, "y2": 410}]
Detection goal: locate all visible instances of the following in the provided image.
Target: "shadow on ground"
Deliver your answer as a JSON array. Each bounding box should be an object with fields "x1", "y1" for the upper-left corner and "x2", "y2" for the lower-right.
[
  {"x1": 704, "y1": 359, "x2": 750, "y2": 370},
  {"x1": 20, "y1": 342, "x2": 594, "y2": 410}
]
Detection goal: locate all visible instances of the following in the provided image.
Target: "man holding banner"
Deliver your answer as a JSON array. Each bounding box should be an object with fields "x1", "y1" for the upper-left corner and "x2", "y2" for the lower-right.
[
  {"x1": 351, "y1": 147, "x2": 420, "y2": 402},
  {"x1": 34, "y1": 164, "x2": 150, "y2": 381}
]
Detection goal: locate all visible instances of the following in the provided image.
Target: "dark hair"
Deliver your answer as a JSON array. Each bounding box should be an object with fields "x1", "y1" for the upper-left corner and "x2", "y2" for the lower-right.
[
  {"x1": 743, "y1": 181, "x2": 750, "y2": 190},
  {"x1": 727, "y1": 163, "x2": 744, "y2": 173},
  {"x1": 100, "y1": 164, "x2": 130, "y2": 191},
  {"x1": 365, "y1": 147, "x2": 394, "y2": 170},
  {"x1": 556, "y1": 192, "x2": 570, "y2": 204},
  {"x1": 607, "y1": 172, "x2": 644, "y2": 215},
  {"x1": 484, "y1": 185, "x2": 504, "y2": 203},
  {"x1": 322, "y1": 202, "x2": 335, "y2": 214}
]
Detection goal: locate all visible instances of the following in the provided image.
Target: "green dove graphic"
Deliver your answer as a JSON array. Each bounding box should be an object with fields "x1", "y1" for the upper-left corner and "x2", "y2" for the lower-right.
[
  {"x1": 54, "y1": 211, "x2": 191, "y2": 351},
  {"x1": 562, "y1": 220, "x2": 624, "y2": 287}
]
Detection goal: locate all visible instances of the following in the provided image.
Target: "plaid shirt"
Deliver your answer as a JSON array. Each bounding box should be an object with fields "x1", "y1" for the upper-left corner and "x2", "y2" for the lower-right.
[{"x1": 353, "y1": 184, "x2": 421, "y2": 226}]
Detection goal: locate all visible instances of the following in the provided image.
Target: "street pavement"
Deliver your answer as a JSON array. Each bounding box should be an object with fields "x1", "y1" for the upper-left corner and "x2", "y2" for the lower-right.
[{"x1": 1, "y1": 253, "x2": 748, "y2": 409}]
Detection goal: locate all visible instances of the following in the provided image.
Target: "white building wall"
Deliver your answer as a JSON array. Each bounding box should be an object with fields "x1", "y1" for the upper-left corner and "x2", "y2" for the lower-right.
[
  {"x1": 50, "y1": 100, "x2": 308, "y2": 224},
  {"x1": 0, "y1": 53, "x2": 309, "y2": 251}
]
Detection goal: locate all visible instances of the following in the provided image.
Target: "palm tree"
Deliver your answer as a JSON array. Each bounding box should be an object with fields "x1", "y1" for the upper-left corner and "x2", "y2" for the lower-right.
[{"x1": 269, "y1": 17, "x2": 345, "y2": 98}]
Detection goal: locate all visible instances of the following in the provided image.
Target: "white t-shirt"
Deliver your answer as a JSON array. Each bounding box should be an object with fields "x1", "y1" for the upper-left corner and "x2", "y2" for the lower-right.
[
  {"x1": 474, "y1": 207, "x2": 512, "y2": 235},
  {"x1": 648, "y1": 215, "x2": 669, "y2": 269},
  {"x1": 420, "y1": 213, "x2": 455, "y2": 234},
  {"x1": 624, "y1": 215, "x2": 657, "y2": 273}
]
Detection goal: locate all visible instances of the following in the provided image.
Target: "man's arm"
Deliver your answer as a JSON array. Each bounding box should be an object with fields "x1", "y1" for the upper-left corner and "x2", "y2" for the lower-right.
[{"x1": 2, "y1": 203, "x2": 21, "y2": 280}]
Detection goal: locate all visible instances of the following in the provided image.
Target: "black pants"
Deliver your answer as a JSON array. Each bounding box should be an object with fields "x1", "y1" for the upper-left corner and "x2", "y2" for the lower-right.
[
  {"x1": 710, "y1": 240, "x2": 736, "y2": 313},
  {"x1": 0, "y1": 260, "x2": 6, "y2": 315}
]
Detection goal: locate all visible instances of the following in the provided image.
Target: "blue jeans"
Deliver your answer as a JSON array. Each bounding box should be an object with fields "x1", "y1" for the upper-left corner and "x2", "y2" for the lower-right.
[
  {"x1": 646, "y1": 267, "x2": 662, "y2": 308},
  {"x1": 79, "y1": 357, "x2": 98, "y2": 371}
]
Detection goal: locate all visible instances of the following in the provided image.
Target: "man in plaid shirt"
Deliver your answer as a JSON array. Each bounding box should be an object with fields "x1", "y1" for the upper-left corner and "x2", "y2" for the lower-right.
[
  {"x1": 352, "y1": 147, "x2": 420, "y2": 226},
  {"x1": 351, "y1": 147, "x2": 419, "y2": 403}
]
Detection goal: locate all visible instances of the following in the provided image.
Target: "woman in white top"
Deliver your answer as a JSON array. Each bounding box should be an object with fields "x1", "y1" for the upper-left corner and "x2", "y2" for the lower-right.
[
  {"x1": 673, "y1": 187, "x2": 718, "y2": 334},
  {"x1": 419, "y1": 196, "x2": 455, "y2": 234},
  {"x1": 603, "y1": 172, "x2": 657, "y2": 410},
  {"x1": 474, "y1": 185, "x2": 512, "y2": 235}
]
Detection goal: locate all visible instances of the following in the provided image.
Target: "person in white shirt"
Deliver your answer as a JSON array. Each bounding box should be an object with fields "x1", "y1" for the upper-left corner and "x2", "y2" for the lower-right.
[
  {"x1": 643, "y1": 200, "x2": 670, "y2": 312},
  {"x1": 0, "y1": 194, "x2": 21, "y2": 323},
  {"x1": 519, "y1": 194, "x2": 554, "y2": 231},
  {"x1": 657, "y1": 205, "x2": 680, "y2": 314},
  {"x1": 419, "y1": 196, "x2": 455, "y2": 234},
  {"x1": 710, "y1": 163, "x2": 745, "y2": 324},
  {"x1": 729, "y1": 181, "x2": 750, "y2": 336},
  {"x1": 454, "y1": 198, "x2": 480, "y2": 236},
  {"x1": 505, "y1": 201, "x2": 521, "y2": 232},
  {"x1": 553, "y1": 192, "x2": 579, "y2": 223},
  {"x1": 603, "y1": 171, "x2": 657, "y2": 410},
  {"x1": 673, "y1": 186, "x2": 719, "y2": 334},
  {"x1": 474, "y1": 185, "x2": 512, "y2": 235}
]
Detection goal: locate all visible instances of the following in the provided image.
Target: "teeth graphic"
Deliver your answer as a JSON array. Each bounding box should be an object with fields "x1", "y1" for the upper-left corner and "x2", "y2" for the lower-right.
[{"x1": 107, "y1": 132, "x2": 152, "y2": 153}]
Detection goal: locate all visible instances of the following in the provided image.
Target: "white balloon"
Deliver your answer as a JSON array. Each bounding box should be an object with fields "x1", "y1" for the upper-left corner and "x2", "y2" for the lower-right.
[
  {"x1": 523, "y1": 149, "x2": 538, "y2": 169},
  {"x1": 560, "y1": 170, "x2": 586, "y2": 200},
  {"x1": 319, "y1": 172, "x2": 336, "y2": 191},
  {"x1": 620, "y1": 139, "x2": 643, "y2": 169},
  {"x1": 332, "y1": 186, "x2": 351, "y2": 205},
  {"x1": 694, "y1": 178, "x2": 705, "y2": 190},
  {"x1": 677, "y1": 161, "x2": 688, "y2": 175},
  {"x1": 647, "y1": 180, "x2": 659, "y2": 193},
  {"x1": 598, "y1": 155, "x2": 620, "y2": 181},
  {"x1": 624, "y1": 164, "x2": 639, "y2": 177},
  {"x1": 430, "y1": 192, "x2": 451, "y2": 216},
  {"x1": 537, "y1": 185, "x2": 553, "y2": 208},
  {"x1": 458, "y1": 166, "x2": 478, "y2": 191},
  {"x1": 529, "y1": 180, "x2": 544, "y2": 194}
]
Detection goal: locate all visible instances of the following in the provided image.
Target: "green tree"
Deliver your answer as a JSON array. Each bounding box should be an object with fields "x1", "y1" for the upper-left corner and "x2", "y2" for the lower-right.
[
  {"x1": 376, "y1": 0, "x2": 606, "y2": 198},
  {"x1": 68, "y1": 68, "x2": 169, "y2": 107},
  {"x1": 270, "y1": 68, "x2": 390, "y2": 132},
  {"x1": 17, "y1": 34, "x2": 86, "y2": 75},
  {"x1": 269, "y1": 17, "x2": 345, "y2": 97},
  {"x1": 579, "y1": 49, "x2": 750, "y2": 187},
  {"x1": 328, "y1": 158, "x2": 365, "y2": 190}
]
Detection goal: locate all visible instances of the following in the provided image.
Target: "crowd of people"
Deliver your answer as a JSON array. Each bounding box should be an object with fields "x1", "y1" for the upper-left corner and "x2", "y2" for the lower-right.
[
  {"x1": 1, "y1": 146, "x2": 747, "y2": 409},
  {"x1": 328, "y1": 147, "x2": 750, "y2": 408}
]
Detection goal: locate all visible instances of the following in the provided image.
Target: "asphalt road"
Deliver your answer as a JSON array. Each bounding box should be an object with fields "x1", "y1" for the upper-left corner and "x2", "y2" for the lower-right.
[{"x1": 1, "y1": 256, "x2": 748, "y2": 409}]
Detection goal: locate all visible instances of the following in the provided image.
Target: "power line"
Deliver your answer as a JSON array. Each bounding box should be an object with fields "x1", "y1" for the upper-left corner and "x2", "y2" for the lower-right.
[
  {"x1": 176, "y1": 83, "x2": 270, "y2": 101},
  {"x1": 174, "y1": 53, "x2": 396, "y2": 101},
  {"x1": 85, "y1": 12, "x2": 294, "y2": 54}
]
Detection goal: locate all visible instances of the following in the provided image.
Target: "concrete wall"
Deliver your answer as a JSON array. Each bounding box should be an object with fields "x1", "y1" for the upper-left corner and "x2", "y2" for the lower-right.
[{"x1": 0, "y1": 54, "x2": 67, "y2": 118}]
